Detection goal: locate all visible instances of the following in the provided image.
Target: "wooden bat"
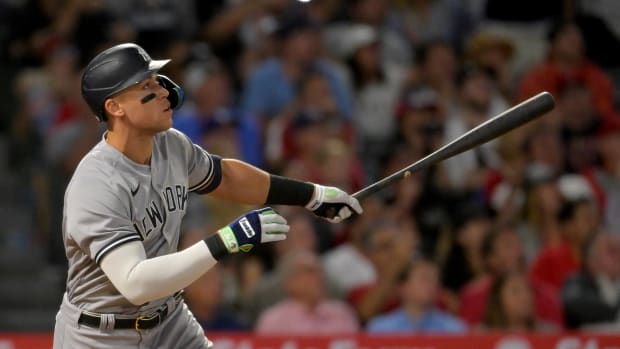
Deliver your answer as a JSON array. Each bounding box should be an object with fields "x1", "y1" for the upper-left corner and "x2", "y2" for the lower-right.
[{"x1": 353, "y1": 91, "x2": 556, "y2": 200}]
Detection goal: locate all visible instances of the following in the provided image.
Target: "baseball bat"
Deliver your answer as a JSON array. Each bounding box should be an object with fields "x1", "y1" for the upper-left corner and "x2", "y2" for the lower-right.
[{"x1": 353, "y1": 91, "x2": 555, "y2": 200}]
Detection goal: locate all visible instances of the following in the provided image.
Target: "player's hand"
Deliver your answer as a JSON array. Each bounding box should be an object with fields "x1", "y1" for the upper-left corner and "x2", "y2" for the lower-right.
[
  {"x1": 217, "y1": 207, "x2": 289, "y2": 254},
  {"x1": 305, "y1": 184, "x2": 363, "y2": 223}
]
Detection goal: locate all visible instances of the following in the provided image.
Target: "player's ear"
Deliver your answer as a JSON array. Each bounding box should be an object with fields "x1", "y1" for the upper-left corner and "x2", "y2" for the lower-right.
[{"x1": 104, "y1": 98, "x2": 124, "y2": 119}]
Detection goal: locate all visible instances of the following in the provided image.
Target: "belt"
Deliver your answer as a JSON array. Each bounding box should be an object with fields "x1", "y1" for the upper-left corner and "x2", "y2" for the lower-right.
[{"x1": 78, "y1": 291, "x2": 184, "y2": 331}]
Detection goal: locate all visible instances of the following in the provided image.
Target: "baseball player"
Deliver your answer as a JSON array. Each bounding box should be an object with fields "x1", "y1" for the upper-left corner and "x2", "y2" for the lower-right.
[{"x1": 52, "y1": 43, "x2": 362, "y2": 349}]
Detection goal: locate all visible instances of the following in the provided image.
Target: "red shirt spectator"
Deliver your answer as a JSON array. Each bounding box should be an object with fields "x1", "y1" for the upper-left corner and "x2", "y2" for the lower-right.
[
  {"x1": 518, "y1": 21, "x2": 619, "y2": 122},
  {"x1": 529, "y1": 196, "x2": 599, "y2": 292},
  {"x1": 529, "y1": 241, "x2": 580, "y2": 292},
  {"x1": 459, "y1": 275, "x2": 563, "y2": 327}
]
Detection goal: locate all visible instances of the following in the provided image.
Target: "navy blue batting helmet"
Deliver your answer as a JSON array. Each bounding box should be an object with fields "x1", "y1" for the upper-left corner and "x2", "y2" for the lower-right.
[{"x1": 81, "y1": 43, "x2": 183, "y2": 121}]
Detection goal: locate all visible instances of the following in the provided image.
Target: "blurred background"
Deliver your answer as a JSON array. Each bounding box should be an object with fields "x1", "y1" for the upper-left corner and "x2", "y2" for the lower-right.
[{"x1": 1, "y1": 0, "x2": 620, "y2": 338}]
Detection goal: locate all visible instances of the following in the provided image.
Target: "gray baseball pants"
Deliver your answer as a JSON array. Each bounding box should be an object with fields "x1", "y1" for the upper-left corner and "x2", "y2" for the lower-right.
[{"x1": 53, "y1": 293, "x2": 213, "y2": 348}]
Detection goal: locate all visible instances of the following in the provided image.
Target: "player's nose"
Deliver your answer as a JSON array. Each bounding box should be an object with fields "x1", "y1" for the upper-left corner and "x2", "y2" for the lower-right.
[{"x1": 153, "y1": 77, "x2": 169, "y2": 99}]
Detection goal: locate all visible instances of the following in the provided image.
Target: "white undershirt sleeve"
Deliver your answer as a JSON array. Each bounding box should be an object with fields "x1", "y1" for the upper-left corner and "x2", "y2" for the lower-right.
[{"x1": 99, "y1": 240, "x2": 217, "y2": 305}]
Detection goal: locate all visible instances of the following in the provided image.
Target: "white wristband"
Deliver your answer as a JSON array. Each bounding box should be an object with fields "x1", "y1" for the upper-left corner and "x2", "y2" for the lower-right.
[{"x1": 305, "y1": 184, "x2": 324, "y2": 211}]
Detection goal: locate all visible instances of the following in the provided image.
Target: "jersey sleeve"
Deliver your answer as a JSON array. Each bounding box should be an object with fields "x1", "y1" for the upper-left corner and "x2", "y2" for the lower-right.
[
  {"x1": 65, "y1": 174, "x2": 142, "y2": 265},
  {"x1": 169, "y1": 128, "x2": 222, "y2": 194}
]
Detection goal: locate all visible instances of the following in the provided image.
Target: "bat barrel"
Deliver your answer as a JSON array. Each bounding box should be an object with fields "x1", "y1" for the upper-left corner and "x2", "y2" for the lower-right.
[{"x1": 353, "y1": 92, "x2": 555, "y2": 200}]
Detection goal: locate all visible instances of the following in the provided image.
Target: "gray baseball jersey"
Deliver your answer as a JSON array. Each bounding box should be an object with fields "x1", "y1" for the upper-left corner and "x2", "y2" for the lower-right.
[{"x1": 54, "y1": 128, "x2": 218, "y2": 347}]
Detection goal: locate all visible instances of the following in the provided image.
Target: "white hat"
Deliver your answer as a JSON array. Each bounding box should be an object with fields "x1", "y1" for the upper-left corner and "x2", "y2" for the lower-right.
[
  {"x1": 558, "y1": 174, "x2": 594, "y2": 201},
  {"x1": 340, "y1": 24, "x2": 378, "y2": 58}
]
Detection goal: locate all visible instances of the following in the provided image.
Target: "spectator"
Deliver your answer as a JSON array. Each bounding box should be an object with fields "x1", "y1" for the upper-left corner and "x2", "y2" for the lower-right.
[
  {"x1": 523, "y1": 123, "x2": 565, "y2": 176},
  {"x1": 464, "y1": 30, "x2": 516, "y2": 100},
  {"x1": 269, "y1": 70, "x2": 354, "y2": 170},
  {"x1": 196, "y1": 0, "x2": 290, "y2": 81},
  {"x1": 342, "y1": 24, "x2": 406, "y2": 182},
  {"x1": 556, "y1": 79, "x2": 601, "y2": 173},
  {"x1": 583, "y1": 117, "x2": 620, "y2": 233},
  {"x1": 407, "y1": 40, "x2": 458, "y2": 112},
  {"x1": 518, "y1": 19, "x2": 619, "y2": 123},
  {"x1": 459, "y1": 224, "x2": 563, "y2": 327},
  {"x1": 395, "y1": 84, "x2": 446, "y2": 166},
  {"x1": 314, "y1": 138, "x2": 364, "y2": 196},
  {"x1": 482, "y1": 271, "x2": 559, "y2": 332},
  {"x1": 367, "y1": 257, "x2": 466, "y2": 333},
  {"x1": 392, "y1": 86, "x2": 451, "y2": 253},
  {"x1": 441, "y1": 200, "x2": 493, "y2": 296},
  {"x1": 241, "y1": 13, "x2": 352, "y2": 122},
  {"x1": 390, "y1": 0, "x2": 469, "y2": 50},
  {"x1": 347, "y1": 219, "x2": 417, "y2": 324},
  {"x1": 562, "y1": 231, "x2": 620, "y2": 330},
  {"x1": 530, "y1": 197, "x2": 600, "y2": 292},
  {"x1": 442, "y1": 63, "x2": 508, "y2": 191},
  {"x1": 323, "y1": 0, "x2": 412, "y2": 68},
  {"x1": 322, "y1": 197, "x2": 386, "y2": 297},
  {"x1": 173, "y1": 63, "x2": 263, "y2": 167},
  {"x1": 180, "y1": 232, "x2": 248, "y2": 331},
  {"x1": 243, "y1": 210, "x2": 328, "y2": 324},
  {"x1": 255, "y1": 250, "x2": 359, "y2": 334},
  {"x1": 518, "y1": 165, "x2": 564, "y2": 261},
  {"x1": 474, "y1": 0, "x2": 570, "y2": 75},
  {"x1": 484, "y1": 133, "x2": 528, "y2": 226}
]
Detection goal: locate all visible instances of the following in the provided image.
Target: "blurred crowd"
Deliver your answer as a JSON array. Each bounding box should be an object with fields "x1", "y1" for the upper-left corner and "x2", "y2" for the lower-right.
[{"x1": 2, "y1": 0, "x2": 620, "y2": 334}]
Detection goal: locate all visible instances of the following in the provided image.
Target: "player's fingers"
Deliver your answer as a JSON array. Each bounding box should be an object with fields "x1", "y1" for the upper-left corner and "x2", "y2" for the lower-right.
[
  {"x1": 260, "y1": 212, "x2": 288, "y2": 225},
  {"x1": 262, "y1": 223, "x2": 289, "y2": 243},
  {"x1": 327, "y1": 216, "x2": 342, "y2": 224},
  {"x1": 338, "y1": 206, "x2": 352, "y2": 220},
  {"x1": 257, "y1": 207, "x2": 278, "y2": 215},
  {"x1": 262, "y1": 222, "x2": 290, "y2": 235},
  {"x1": 347, "y1": 197, "x2": 363, "y2": 214},
  {"x1": 263, "y1": 231, "x2": 288, "y2": 242}
]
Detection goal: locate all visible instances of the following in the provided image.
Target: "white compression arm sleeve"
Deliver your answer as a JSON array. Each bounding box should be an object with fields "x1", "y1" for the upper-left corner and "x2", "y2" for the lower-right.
[{"x1": 99, "y1": 240, "x2": 217, "y2": 305}]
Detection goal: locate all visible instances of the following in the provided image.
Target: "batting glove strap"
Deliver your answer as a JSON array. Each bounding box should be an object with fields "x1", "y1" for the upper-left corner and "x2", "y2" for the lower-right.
[{"x1": 305, "y1": 184, "x2": 325, "y2": 211}]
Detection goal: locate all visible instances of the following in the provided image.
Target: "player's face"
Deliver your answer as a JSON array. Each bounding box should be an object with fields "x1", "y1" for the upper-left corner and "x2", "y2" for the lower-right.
[{"x1": 112, "y1": 75, "x2": 173, "y2": 134}]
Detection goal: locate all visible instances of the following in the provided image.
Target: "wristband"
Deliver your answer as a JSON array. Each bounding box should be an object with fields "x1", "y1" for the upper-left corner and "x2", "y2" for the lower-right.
[
  {"x1": 204, "y1": 234, "x2": 228, "y2": 261},
  {"x1": 265, "y1": 174, "x2": 314, "y2": 206}
]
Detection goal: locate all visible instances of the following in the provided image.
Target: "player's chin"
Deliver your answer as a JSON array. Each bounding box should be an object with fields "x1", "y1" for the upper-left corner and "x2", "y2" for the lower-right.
[
  {"x1": 156, "y1": 109, "x2": 174, "y2": 130},
  {"x1": 162, "y1": 108, "x2": 173, "y2": 121}
]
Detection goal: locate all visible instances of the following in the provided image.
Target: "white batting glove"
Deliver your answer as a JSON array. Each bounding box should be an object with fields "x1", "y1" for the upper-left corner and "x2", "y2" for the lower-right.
[{"x1": 305, "y1": 184, "x2": 363, "y2": 223}]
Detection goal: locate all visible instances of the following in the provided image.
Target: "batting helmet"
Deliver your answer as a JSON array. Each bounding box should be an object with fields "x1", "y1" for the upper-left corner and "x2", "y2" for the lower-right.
[{"x1": 81, "y1": 43, "x2": 183, "y2": 122}]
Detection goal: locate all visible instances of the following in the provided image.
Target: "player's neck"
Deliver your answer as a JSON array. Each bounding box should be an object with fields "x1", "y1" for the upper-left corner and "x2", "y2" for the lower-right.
[{"x1": 105, "y1": 130, "x2": 154, "y2": 165}]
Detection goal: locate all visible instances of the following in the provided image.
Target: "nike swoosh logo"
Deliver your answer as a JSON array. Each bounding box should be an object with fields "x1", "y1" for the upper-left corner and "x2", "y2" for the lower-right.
[{"x1": 131, "y1": 185, "x2": 140, "y2": 197}]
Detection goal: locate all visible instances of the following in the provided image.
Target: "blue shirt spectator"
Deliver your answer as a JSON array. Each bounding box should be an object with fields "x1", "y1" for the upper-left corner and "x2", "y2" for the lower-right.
[
  {"x1": 241, "y1": 13, "x2": 352, "y2": 120},
  {"x1": 242, "y1": 58, "x2": 352, "y2": 119},
  {"x1": 367, "y1": 257, "x2": 467, "y2": 334},
  {"x1": 173, "y1": 65, "x2": 264, "y2": 168},
  {"x1": 173, "y1": 107, "x2": 263, "y2": 168},
  {"x1": 367, "y1": 308, "x2": 466, "y2": 333}
]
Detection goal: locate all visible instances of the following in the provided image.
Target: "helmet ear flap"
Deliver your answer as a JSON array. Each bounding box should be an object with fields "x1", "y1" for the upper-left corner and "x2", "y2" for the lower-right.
[{"x1": 157, "y1": 75, "x2": 184, "y2": 110}]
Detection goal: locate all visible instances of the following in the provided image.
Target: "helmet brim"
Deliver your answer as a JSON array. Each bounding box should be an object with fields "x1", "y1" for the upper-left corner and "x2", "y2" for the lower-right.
[{"x1": 148, "y1": 58, "x2": 170, "y2": 71}]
